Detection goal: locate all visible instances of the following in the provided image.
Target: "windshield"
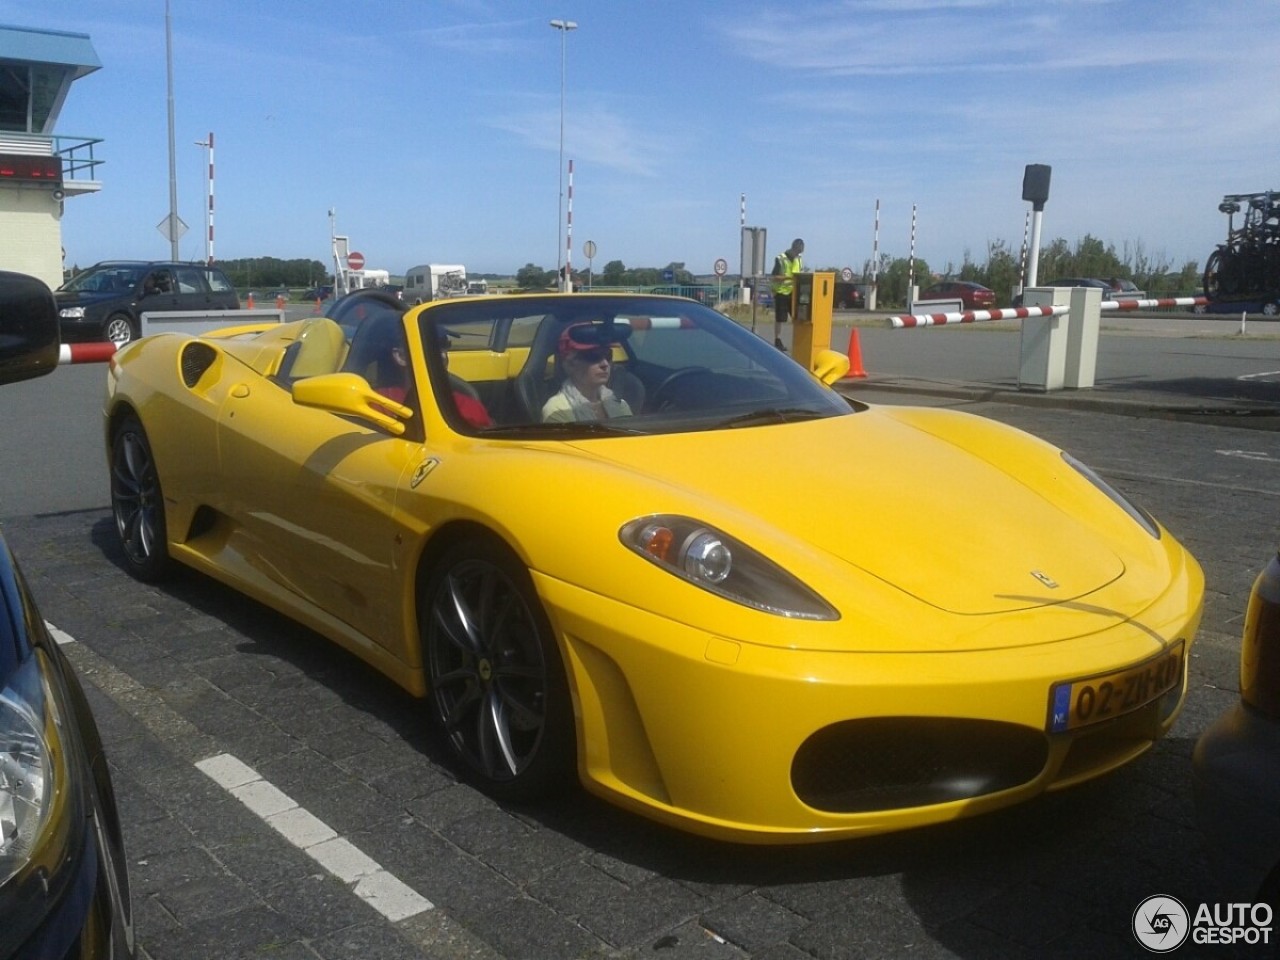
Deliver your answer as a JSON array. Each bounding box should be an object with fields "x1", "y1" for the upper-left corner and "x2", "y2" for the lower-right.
[
  {"x1": 420, "y1": 295, "x2": 853, "y2": 437},
  {"x1": 59, "y1": 265, "x2": 144, "y2": 295}
]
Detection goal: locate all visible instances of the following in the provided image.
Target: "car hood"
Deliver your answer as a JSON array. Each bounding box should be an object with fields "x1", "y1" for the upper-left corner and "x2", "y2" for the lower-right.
[
  {"x1": 54, "y1": 289, "x2": 129, "y2": 305},
  {"x1": 568, "y1": 407, "x2": 1136, "y2": 617}
]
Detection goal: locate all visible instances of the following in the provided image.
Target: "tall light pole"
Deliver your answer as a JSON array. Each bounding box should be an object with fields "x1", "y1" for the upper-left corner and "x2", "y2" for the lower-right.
[
  {"x1": 194, "y1": 133, "x2": 213, "y2": 264},
  {"x1": 550, "y1": 18, "x2": 577, "y2": 292},
  {"x1": 164, "y1": 0, "x2": 181, "y2": 259}
]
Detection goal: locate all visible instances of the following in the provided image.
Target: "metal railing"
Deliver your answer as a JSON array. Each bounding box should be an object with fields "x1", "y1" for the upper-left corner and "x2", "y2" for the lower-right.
[{"x1": 53, "y1": 135, "x2": 104, "y2": 182}]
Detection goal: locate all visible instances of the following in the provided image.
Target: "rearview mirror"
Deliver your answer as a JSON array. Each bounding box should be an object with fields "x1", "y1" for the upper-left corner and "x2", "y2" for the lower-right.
[
  {"x1": 0, "y1": 271, "x2": 60, "y2": 385},
  {"x1": 811, "y1": 348, "x2": 851, "y2": 386}
]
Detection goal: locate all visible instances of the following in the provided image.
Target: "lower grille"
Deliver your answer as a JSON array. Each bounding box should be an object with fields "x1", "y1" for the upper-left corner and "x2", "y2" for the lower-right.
[{"x1": 792, "y1": 717, "x2": 1048, "y2": 813}]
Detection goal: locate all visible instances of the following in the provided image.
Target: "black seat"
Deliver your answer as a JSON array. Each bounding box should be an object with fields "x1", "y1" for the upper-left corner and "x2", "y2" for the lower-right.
[{"x1": 512, "y1": 318, "x2": 567, "y2": 422}]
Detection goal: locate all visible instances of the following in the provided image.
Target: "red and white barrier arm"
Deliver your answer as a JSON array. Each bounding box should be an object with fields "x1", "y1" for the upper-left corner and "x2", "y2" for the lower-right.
[
  {"x1": 887, "y1": 304, "x2": 1065, "y2": 329},
  {"x1": 1100, "y1": 296, "x2": 1208, "y2": 311},
  {"x1": 59, "y1": 342, "x2": 119, "y2": 364},
  {"x1": 890, "y1": 295, "x2": 1210, "y2": 328}
]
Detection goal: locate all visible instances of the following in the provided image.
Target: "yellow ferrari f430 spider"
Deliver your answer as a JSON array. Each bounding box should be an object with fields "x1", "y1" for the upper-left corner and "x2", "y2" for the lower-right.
[{"x1": 104, "y1": 291, "x2": 1202, "y2": 843}]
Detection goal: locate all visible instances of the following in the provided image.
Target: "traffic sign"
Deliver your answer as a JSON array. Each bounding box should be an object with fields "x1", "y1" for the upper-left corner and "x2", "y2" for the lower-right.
[
  {"x1": 347, "y1": 251, "x2": 365, "y2": 271},
  {"x1": 156, "y1": 213, "x2": 188, "y2": 242},
  {"x1": 583, "y1": 240, "x2": 597, "y2": 260},
  {"x1": 714, "y1": 258, "x2": 728, "y2": 276},
  {"x1": 841, "y1": 267, "x2": 853, "y2": 281}
]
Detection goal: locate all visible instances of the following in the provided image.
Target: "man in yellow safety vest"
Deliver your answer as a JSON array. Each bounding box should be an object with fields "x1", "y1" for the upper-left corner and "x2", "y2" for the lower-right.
[{"x1": 770, "y1": 237, "x2": 804, "y2": 349}]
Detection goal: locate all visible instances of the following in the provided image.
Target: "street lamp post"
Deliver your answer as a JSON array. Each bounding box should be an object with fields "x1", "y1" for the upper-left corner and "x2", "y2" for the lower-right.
[
  {"x1": 550, "y1": 18, "x2": 577, "y2": 292},
  {"x1": 194, "y1": 133, "x2": 214, "y2": 264}
]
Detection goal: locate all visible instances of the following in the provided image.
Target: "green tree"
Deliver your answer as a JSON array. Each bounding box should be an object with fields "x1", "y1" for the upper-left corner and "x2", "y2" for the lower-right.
[
  {"x1": 516, "y1": 263, "x2": 554, "y2": 289},
  {"x1": 601, "y1": 260, "x2": 626, "y2": 284}
]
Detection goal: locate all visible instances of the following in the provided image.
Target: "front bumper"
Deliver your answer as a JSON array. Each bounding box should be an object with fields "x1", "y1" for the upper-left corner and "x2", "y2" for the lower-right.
[
  {"x1": 4, "y1": 806, "x2": 133, "y2": 959},
  {"x1": 1193, "y1": 702, "x2": 1280, "y2": 903},
  {"x1": 540, "y1": 572, "x2": 1202, "y2": 843}
]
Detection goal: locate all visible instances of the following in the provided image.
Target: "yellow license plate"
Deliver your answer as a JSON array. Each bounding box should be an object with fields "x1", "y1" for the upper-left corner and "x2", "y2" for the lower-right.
[{"x1": 1048, "y1": 641, "x2": 1185, "y2": 733}]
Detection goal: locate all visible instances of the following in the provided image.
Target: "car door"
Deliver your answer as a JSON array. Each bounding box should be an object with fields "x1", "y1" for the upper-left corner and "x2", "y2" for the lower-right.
[
  {"x1": 213, "y1": 373, "x2": 426, "y2": 653},
  {"x1": 172, "y1": 266, "x2": 214, "y2": 313}
]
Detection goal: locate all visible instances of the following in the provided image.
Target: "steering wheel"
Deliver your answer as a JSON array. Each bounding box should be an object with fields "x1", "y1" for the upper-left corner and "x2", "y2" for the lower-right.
[{"x1": 650, "y1": 366, "x2": 710, "y2": 411}]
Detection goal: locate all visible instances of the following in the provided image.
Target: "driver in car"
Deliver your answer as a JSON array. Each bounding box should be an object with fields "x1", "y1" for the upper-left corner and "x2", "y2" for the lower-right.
[{"x1": 542, "y1": 323, "x2": 633, "y2": 423}]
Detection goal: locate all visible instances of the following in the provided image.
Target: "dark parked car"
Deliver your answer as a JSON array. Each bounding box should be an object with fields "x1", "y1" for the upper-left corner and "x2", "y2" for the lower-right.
[
  {"x1": 1106, "y1": 277, "x2": 1146, "y2": 299},
  {"x1": 56, "y1": 260, "x2": 240, "y2": 346},
  {"x1": 1013, "y1": 277, "x2": 1113, "y2": 307},
  {"x1": 0, "y1": 271, "x2": 136, "y2": 959},
  {"x1": 918, "y1": 280, "x2": 997, "y2": 310},
  {"x1": 833, "y1": 281, "x2": 864, "y2": 309},
  {"x1": 1193, "y1": 549, "x2": 1280, "y2": 909},
  {"x1": 1045, "y1": 277, "x2": 1114, "y2": 293}
]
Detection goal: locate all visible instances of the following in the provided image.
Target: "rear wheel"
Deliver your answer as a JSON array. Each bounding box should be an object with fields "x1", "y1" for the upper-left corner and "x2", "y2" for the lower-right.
[
  {"x1": 103, "y1": 313, "x2": 136, "y2": 347},
  {"x1": 420, "y1": 537, "x2": 574, "y2": 800},
  {"x1": 110, "y1": 417, "x2": 171, "y2": 581}
]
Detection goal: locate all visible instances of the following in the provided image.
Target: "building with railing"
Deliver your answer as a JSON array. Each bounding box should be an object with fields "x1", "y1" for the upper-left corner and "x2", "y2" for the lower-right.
[{"x1": 0, "y1": 24, "x2": 101, "y2": 289}]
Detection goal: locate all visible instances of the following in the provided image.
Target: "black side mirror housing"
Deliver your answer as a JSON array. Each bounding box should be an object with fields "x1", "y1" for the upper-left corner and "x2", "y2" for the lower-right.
[{"x1": 0, "y1": 271, "x2": 60, "y2": 385}]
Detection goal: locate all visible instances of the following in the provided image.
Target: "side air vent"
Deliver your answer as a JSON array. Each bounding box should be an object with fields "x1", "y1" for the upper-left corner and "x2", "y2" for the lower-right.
[{"x1": 180, "y1": 342, "x2": 218, "y2": 388}]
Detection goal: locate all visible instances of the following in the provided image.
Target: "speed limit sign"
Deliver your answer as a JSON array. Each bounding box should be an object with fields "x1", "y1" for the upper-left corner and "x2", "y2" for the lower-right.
[
  {"x1": 714, "y1": 258, "x2": 728, "y2": 276},
  {"x1": 841, "y1": 267, "x2": 854, "y2": 281}
]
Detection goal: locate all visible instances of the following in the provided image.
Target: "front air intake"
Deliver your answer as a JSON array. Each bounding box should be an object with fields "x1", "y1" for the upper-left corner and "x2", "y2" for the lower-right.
[{"x1": 792, "y1": 717, "x2": 1048, "y2": 813}]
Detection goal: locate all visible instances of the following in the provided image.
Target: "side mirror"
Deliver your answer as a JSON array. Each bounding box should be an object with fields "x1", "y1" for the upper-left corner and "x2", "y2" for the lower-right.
[
  {"x1": 0, "y1": 271, "x2": 60, "y2": 385},
  {"x1": 810, "y1": 348, "x2": 851, "y2": 386},
  {"x1": 291, "y1": 372, "x2": 411, "y2": 436}
]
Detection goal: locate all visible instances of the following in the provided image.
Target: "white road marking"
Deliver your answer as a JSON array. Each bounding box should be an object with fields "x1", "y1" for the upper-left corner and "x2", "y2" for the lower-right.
[
  {"x1": 195, "y1": 752, "x2": 434, "y2": 921},
  {"x1": 45, "y1": 621, "x2": 76, "y2": 645},
  {"x1": 1216, "y1": 449, "x2": 1280, "y2": 463}
]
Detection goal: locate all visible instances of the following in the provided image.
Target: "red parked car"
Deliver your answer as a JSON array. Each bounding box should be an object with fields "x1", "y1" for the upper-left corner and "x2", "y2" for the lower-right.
[{"x1": 918, "y1": 280, "x2": 997, "y2": 310}]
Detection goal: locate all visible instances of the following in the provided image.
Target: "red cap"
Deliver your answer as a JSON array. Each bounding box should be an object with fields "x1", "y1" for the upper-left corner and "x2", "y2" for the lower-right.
[{"x1": 557, "y1": 322, "x2": 617, "y2": 358}]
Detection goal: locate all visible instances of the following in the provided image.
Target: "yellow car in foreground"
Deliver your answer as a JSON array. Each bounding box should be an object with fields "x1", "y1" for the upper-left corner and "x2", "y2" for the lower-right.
[{"x1": 104, "y1": 291, "x2": 1203, "y2": 843}]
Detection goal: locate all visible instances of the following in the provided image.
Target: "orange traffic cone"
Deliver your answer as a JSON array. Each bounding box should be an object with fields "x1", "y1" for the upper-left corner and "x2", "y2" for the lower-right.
[
  {"x1": 275, "y1": 294, "x2": 286, "y2": 311},
  {"x1": 247, "y1": 292, "x2": 255, "y2": 309},
  {"x1": 312, "y1": 297, "x2": 322, "y2": 315},
  {"x1": 844, "y1": 328, "x2": 868, "y2": 378}
]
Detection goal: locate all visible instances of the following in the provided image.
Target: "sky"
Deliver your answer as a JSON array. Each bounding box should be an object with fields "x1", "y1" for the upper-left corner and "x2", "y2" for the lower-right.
[{"x1": 16, "y1": 0, "x2": 1280, "y2": 279}]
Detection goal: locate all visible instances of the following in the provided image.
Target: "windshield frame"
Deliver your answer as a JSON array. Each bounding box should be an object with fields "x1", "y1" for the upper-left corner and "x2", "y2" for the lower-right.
[{"x1": 418, "y1": 294, "x2": 853, "y2": 439}]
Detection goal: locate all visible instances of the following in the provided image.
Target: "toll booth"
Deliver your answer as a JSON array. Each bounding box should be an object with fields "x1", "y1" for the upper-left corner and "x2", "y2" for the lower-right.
[
  {"x1": 790, "y1": 272, "x2": 835, "y2": 371},
  {"x1": 0, "y1": 25, "x2": 102, "y2": 290}
]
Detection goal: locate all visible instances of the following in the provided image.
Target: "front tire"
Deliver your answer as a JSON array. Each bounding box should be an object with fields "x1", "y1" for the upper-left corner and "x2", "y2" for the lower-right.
[
  {"x1": 421, "y1": 537, "x2": 573, "y2": 800},
  {"x1": 110, "y1": 417, "x2": 172, "y2": 582},
  {"x1": 103, "y1": 313, "x2": 137, "y2": 347}
]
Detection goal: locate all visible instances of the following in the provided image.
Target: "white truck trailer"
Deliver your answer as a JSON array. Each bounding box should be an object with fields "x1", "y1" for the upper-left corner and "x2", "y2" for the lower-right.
[{"x1": 404, "y1": 264, "x2": 467, "y2": 303}]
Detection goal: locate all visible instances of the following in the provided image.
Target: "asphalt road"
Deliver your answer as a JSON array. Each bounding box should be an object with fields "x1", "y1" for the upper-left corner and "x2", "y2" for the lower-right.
[{"x1": 1, "y1": 319, "x2": 1278, "y2": 959}]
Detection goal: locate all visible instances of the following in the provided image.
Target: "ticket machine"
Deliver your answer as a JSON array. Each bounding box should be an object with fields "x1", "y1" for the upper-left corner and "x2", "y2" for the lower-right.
[{"x1": 790, "y1": 272, "x2": 835, "y2": 371}]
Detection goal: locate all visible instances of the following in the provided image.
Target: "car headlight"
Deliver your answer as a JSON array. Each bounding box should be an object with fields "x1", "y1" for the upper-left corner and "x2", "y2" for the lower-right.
[
  {"x1": 58, "y1": 307, "x2": 85, "y2": 320},
  {"x1": 0, "y1": 652, "x2": 71, "y2": 890},
  {"x1": 621, "y1": 515, "x2": 839, "y2": 620},
  {"x1": 1063, "y1": 452, "x2": 1161, "y2": 539}
]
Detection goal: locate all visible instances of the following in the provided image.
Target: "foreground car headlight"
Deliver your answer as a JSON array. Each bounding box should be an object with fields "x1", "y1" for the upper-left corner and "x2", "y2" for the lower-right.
[
  {"x1": 0, "y1": 653, "x2": 69, "y2": 890},
  {"x1": 621, "y1": 515, "x2": 839, "y2": 620},
  {"x1": 58, "y1": 306, "x2": 85, "y2": 320},
  {"x1": 1063, "y1": 452, "x2": 1161, "y2": 539}
]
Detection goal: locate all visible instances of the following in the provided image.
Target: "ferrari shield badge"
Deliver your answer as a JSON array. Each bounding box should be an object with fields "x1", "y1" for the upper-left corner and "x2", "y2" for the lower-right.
[{"x1": 411, "y1": 458, "x2": 440, "y2": 489}]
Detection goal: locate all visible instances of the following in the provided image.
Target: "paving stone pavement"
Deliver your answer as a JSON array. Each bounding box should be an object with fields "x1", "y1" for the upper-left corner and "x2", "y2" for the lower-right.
[{"x1": 2, "y1": 320, "x2": 1277, "y2": 959}]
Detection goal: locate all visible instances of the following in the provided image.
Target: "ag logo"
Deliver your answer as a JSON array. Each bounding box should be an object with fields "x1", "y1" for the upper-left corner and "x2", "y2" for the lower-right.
[{"x1": 1133, "y1": 895, "x2": 1189, "y2": 952}]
